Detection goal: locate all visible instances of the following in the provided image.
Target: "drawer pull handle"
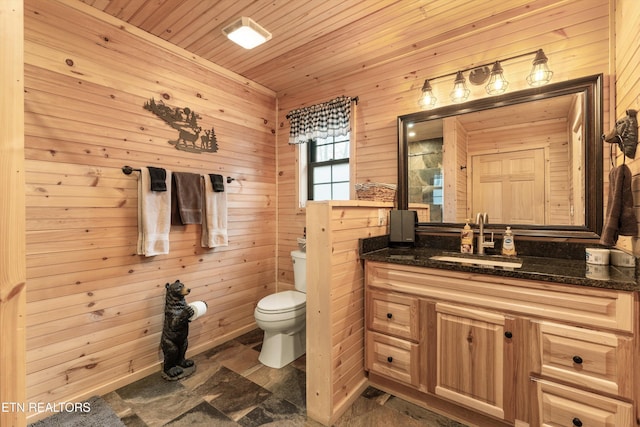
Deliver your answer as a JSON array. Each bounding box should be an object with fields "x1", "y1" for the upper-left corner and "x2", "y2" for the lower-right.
[
  {"x1": 387, "y1": 356, "x2": 393, "y2": 363},
  {"x1": 572, "y1": 356, "x2": 583, "y2": 364},
  {"x1": 386, "y1": 313, "x2": 393, "y2": 319},
  {"x1": 572, "y1": 417, "x2": 583, "y2": 426},
  {"x1": 504, "y1": 331, "x2": 513, "y2": 339}
]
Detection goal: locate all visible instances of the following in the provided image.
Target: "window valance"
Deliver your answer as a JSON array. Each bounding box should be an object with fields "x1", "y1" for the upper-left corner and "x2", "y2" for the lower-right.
[{"x1": 286, "y1": 96, "x2": 356, "y2": 145}]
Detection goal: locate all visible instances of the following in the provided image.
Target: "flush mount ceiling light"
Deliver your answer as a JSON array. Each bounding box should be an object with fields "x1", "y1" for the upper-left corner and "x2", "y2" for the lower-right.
[
  {"x1": 222, "y1": 17, "x2": 272, "y2": 49},
  {"x1": 417, "y1": 49, "x2": 552, "y2": 109}
]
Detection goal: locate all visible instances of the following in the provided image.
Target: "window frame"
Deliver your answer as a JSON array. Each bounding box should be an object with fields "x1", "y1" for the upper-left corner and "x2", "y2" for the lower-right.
[{"x1": 306, "y1": 133, "x2": 350, "y2": 201}]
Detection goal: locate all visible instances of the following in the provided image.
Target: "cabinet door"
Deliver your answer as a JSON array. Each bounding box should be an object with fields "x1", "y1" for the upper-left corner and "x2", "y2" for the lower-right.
[{"x1": 434, "y1": 302, "x2": 513, "y2": 421}]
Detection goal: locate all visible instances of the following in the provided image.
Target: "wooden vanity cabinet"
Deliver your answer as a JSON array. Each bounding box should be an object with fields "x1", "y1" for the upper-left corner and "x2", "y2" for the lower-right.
[{"x1": 364, "y1": 261, "x2": 638, "y2": 427}]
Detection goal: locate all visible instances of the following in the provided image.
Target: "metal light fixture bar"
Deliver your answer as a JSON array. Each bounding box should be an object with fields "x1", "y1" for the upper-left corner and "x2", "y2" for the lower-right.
[{"x1": 418, "y1": 49, "x2": 552, "y2": 108}]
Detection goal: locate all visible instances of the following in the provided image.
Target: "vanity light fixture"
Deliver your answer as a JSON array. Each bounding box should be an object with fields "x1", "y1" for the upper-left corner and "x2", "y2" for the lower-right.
[
  {"x1": 222, "y1": 17, "x2": 272, "y2": 49},
  {"x1": 486, "y1": 61, "x2": 509, "y2": 95},
  {"x1": 418, "y1": 79, "x2": 437, "y2": 108},
  {"x1": 418, "y1": 49, "x2": 552, "y2": 109},
  {"x1": 450, "y1": 71, "x2": 470, "y2": 103},
  {"x1": 526, "y1": 49, "x2": 554, "y2": 87}
]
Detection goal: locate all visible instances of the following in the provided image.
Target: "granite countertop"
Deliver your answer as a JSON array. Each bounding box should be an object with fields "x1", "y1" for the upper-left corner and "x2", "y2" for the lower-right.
[{"x1": 361, "y1": 246, "x2": 640, "y2": 292}]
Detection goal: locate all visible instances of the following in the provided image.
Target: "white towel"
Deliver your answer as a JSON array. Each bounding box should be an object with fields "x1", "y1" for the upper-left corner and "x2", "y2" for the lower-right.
[
  {"x1": 137, "y1": 167, "x2": 172, "y2": 256},
  {"x1": 201, "y1": 175, "x2": 228, "y2": 248}
]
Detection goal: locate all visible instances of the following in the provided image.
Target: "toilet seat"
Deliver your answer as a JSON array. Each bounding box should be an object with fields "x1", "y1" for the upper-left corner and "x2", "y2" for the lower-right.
[{"x1": 256, "y1": 290, "x2": 306, "y2": 314}]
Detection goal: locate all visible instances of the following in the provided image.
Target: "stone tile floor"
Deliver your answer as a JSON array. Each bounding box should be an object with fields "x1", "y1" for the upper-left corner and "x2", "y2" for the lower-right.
[{"x1": 103, "y1": 329, "x2": 467, "y2": 426}]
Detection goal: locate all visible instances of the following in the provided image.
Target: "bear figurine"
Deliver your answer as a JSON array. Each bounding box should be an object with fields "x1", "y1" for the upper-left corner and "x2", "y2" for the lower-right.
[{"x1": 161, "y1": 280, "x2": 195, "y2": 380}]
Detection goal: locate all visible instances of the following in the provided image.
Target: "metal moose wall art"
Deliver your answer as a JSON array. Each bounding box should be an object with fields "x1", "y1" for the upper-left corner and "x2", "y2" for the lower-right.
[{"x1": 144, "y1": 98, "x2": 219, "y2": 153}]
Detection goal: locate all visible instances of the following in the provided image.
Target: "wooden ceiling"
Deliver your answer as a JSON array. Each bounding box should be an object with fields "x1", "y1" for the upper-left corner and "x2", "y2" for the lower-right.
[{"x1": 80, "y1": 0, "x2": 553, "y2": 94}]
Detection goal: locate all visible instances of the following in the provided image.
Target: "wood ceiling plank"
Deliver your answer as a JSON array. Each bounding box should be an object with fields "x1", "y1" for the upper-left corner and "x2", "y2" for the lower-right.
[
  {"x1": 103, "y1": 0, "x2": 147, "y2": 22},
  {"x1": 133, "y1": 0, "x2": 190, "y2": 30},
  {"x1": 210, "y1": 0, "x2": 402, "y2": 72}
]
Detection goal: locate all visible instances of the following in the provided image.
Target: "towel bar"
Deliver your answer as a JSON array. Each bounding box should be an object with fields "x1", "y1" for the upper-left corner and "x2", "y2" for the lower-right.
[{"x1": 122, "y1": 165, "x2": 235, "y2": 183}]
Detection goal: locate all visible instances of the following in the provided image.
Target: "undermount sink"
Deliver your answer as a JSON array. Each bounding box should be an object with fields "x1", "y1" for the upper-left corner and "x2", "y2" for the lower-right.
[{"x1": 430, "y1": 254, "x2": 523, "y2": 269}]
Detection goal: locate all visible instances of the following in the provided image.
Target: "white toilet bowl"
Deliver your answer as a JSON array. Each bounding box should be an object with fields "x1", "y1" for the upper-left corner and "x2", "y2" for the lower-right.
[
  {"x1": 254, "y1": 250, "x2": 307, "y2": 368},
  {"x1": 254, "y1": 290, "x2": 306, "y2": 368}
]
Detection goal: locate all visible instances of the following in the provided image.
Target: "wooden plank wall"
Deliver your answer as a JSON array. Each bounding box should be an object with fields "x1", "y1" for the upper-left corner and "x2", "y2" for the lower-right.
[
  {"x1": 277, "y1": 0, "x2": 613, "y2": 423},
  {"x1": 1, "y1": 1, "x2": 27, "y2": 426},
  {"x1": 277, "y1": 0, "x2": 613, "y2": 275},
  {"x1": 614, "y1": 0, "x2": 640, "y2": 254},
  {"x1": 306, "y1": 201, "x2": 391, "y2": 425},
  {"x1": 23, "y1": 0, "x2": 276, "y2": 418}
]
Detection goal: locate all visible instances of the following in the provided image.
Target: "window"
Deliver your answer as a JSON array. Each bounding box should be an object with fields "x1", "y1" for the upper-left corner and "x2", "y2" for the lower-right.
[
  {"x1": 286, "y1": 95, "x2": 356, "y2": 208},
  {"x1": 308, "y1": 133, "x2": 350, "y2": 201}
]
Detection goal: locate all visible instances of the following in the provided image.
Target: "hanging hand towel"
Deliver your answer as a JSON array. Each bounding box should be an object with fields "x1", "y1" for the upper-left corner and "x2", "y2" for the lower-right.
[
  {"x1": 171, "y1": 172, "x2": 203, "y2": 225},
  {"x1": 209, "y1": 174, "x2": 225, "y2": 192},
  {"x1": 137, "y1": 167, "x2": 172, "y2": 256},
  {"x1": 201, "y1": 174, "x2": 228, "y2": 248},
  {"x1": 147, "y1": 166, "x2": 167, "y2": 191},
  {"x1": 600, "y1": 164, "x2": 638, "y2": 246}
]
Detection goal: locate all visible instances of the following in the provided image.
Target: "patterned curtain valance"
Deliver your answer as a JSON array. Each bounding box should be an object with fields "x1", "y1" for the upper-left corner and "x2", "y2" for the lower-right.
[{"x1": 286, "y1": 96, "x2": 355, "y2": 145}]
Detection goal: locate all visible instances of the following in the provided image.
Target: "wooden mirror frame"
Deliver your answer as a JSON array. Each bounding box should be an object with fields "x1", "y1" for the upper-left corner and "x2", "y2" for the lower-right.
[{"x1": 397, "y1": 74, "x2": 603, "y2": 239}]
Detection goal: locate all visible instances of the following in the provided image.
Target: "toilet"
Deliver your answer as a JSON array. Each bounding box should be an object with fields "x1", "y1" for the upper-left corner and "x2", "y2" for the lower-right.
[{"x1": 254, "y1": 250, "x2": 307, "y2": 368}]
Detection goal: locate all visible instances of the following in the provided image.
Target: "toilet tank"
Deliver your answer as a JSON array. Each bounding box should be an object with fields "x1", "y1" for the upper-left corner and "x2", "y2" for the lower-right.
[{"x1": 291, "y1": 250, "x2": 307, "y2": 293}]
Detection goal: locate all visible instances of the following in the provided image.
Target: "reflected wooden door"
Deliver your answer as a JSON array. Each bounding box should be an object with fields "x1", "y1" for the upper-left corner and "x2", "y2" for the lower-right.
[{"x1": 471, "y1": 149, "x2": 545, "y2": 224}]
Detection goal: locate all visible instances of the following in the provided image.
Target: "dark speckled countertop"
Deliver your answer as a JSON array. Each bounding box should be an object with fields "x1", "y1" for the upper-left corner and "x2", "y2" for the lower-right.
[{"x1": 359, "y1": 236, "x2": 640, "y2": 292}]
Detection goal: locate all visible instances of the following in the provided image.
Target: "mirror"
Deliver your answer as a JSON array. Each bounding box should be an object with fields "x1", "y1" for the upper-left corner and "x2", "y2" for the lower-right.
[{"x1": 398, "y1": 74, "x2": 603, "y2": 238}]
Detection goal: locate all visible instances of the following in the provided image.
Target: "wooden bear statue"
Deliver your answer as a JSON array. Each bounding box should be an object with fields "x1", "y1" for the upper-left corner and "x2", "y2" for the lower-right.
[{"x1": 161, "y1": 280, "x2": 195, "y2": 379}]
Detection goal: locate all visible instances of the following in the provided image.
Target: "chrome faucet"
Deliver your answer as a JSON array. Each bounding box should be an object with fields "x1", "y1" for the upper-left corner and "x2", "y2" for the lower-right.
[{"x1": 475, "y1": 212, "x2": 494, "y2": 255}]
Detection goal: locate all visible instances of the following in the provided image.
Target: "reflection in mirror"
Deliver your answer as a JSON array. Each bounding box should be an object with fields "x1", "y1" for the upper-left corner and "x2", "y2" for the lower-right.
[{"x1": 398, "y1": 74, "x2": 603, "y2": 238}]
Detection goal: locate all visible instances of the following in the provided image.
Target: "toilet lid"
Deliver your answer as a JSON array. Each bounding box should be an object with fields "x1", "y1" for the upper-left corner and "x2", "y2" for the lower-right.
[{"x1": 257, "y1": 290, "x2": 306, "y2": 313}]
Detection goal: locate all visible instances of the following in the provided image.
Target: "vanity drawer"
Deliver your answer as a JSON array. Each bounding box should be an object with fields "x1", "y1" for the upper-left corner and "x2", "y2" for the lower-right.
[
  {"x1": 366, "y1": 331, "x2": 420, "y2": 387},
  {"x1": 533, "y1": 321, "x2": 633, "y2": 398},
  {"x1": 533, "y1": 379, "x2": 633, "y2": 427},
  {"x1": 367, "y1": 290, "x2": 419, "y2": 341}
]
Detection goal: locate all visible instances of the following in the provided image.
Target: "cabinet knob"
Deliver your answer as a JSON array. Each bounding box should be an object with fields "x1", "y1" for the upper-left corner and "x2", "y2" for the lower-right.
[
  {"x1": 387, "y1": 356, "x2": 393, "y2": 363},
  {"x1": 572, "y1": 417, "x2": 583, "y2": 426},
  {"x1": 504, "y1": 331, "x2": 513, "y2": 339},
  {"x1": 572, "y1": 355, "x2": 583, "y2": 364},
  {"x1": 386, "y1": 313, "x2": 393, "y2": 319}
]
